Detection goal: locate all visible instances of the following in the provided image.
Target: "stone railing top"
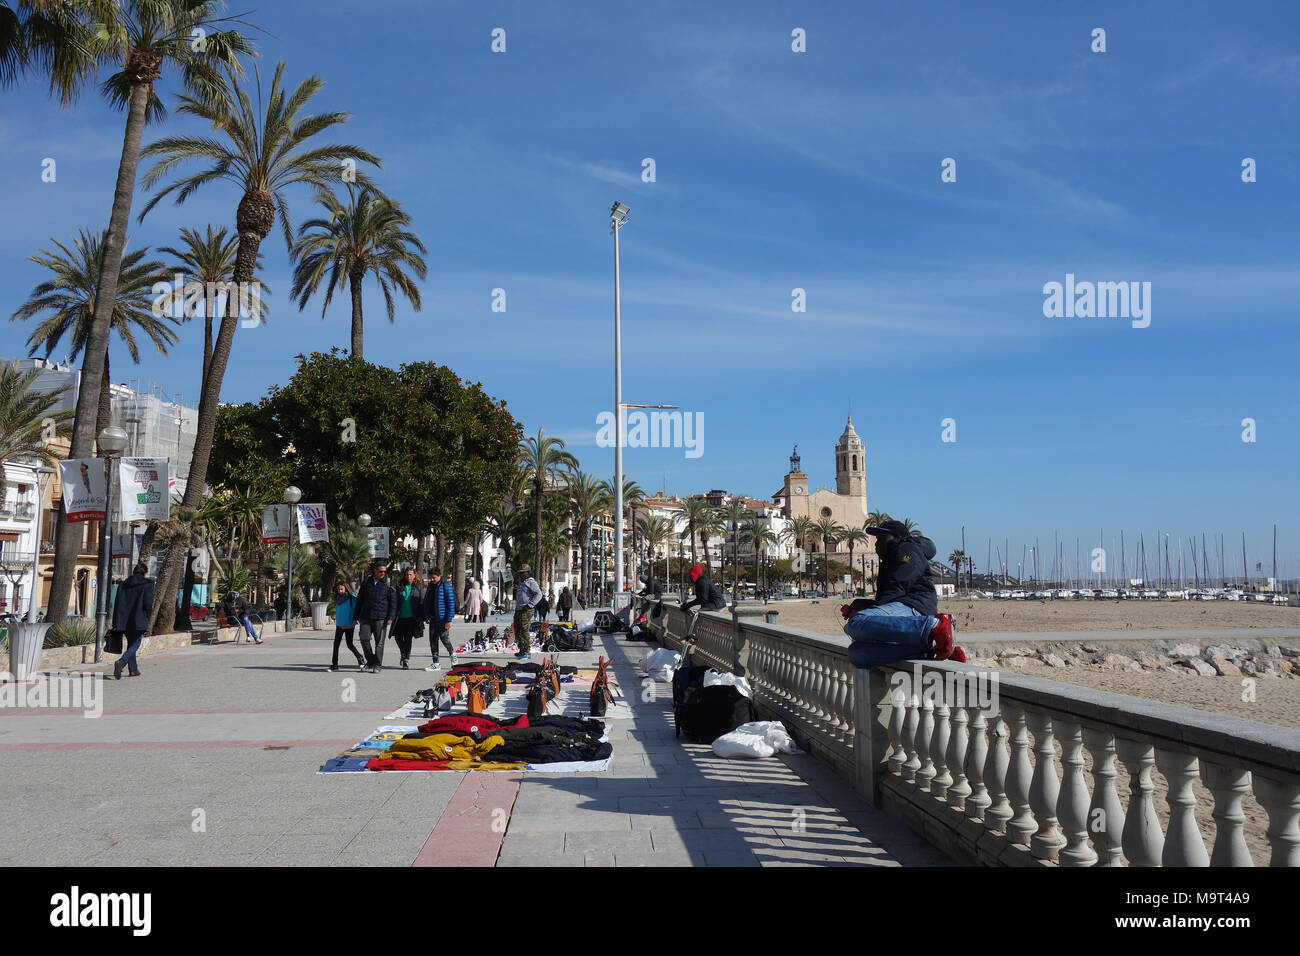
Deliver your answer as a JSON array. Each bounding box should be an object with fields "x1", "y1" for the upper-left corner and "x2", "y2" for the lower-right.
[{"x1": 878, "y1": 658, "x2": 1300, "y2": 779}]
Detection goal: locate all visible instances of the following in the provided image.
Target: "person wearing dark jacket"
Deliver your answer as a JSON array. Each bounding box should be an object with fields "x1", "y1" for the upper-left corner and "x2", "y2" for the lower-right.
[
  {"x1": 354, "y1": 561, "x2": 395, "y2": 672},
  {"x1": 557, "y1": 586, "x2": 573, "y2": 622},
  {"x1": 681, "y1": 564, "x2": 726, "y2": 638},
  {"x1": 841, "y1": 519, "x2": 962, "y2": 665},
  {"x1": 391, "y1": 568, "x2": 425, "y2": 670},
  {"x1": 637, "y1": 573, "x2": 664, "y2": 620},
  {"x1": 111, "y1": 562, "x2": 155, "y2": 679},
  {"x1": 421, "y1": 566, "x2": 458, "y2": 671}
]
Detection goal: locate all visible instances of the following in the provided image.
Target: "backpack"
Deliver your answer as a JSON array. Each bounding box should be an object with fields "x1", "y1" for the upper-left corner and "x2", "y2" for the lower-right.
[
  {"x1": 675, "y1": 685, "x2": 757, "y2": 743},
  {"x1": 545, "y1": 628, "x2": 593, "y2": 652},
  {"x1": 672, "y1": 664, "x2": 710, "y2": 708}
]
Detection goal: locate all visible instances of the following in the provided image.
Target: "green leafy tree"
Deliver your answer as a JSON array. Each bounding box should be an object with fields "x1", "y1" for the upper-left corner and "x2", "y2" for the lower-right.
[{"x1": 290, "y1": 184, "x2": 427, "y2": 360}]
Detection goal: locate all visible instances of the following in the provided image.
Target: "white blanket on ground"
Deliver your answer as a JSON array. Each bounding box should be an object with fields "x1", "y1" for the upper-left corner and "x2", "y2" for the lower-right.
[{"x1": 712, "y1": 721, "x2": 799, "y2": 758}]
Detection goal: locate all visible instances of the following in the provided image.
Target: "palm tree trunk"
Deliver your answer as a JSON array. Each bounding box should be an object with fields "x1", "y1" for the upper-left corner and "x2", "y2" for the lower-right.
[
  {"x1": 47, "y1": 70, "x2": 154, "y2": 625},
  {"x1": 349, "y1": 268, "x2": 364, "y2": 360},
  {"x1": 151, "y1": 192, "x2": 271, "y2": 634},
  {"x1": 534, "y1": 476, "x2": 543, "y2": 576},
  {"x1": 452, "y1": 539, "x2": 466, "y2": 605},
  {"x1": 95, "y1": 352, "x2": 112, "y2": 441},
  {"x1": 202, "y1": 287, "x2": 215, "y2": 390}
]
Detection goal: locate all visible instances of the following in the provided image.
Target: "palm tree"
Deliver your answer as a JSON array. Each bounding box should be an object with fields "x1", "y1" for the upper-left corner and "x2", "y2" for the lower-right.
[
  {"x1": 12, "y1": 229, "x2": 178, "y2": 439},
  {"x1": 948, "y1": 548, "x2": 966, "y2": 592},
  {"x1": 722, "y1": 501, "x2": 749, "y2": 592},
  {"x1": 900, "y1": 517, "x2": 919, "y2": 535},
  {"x1": 698, "y1": 506, "x2": 725, "y2": 575},
  {"x1": 0, "y1": 1, "x2": 108, "y2": 103},
  {"x1": 517, "y1": 428, "x2": 577, "y2": 578},
  {"x1": 740, "y1": 518, "x2": 777, "y2": 591},
  {"x1": 636, "y1": 514, "x2": 672, "y2": 581},
  {"x1": 139, "y1": 59, "x2": 380, "y2": 634},
  {"x1": 866, "y1": 511, "x2": 892, "y2": 528},
  {"x1": 158, "y1": 224, "x2": 268, "y2": 388},
  {"x1": 599, "y1": 477, "x2": 644, "y2": 589},
  {"x1": 318, "y1": 515, "x2": 373, "y2": 589},
  {"x1": 290, "y1": 184, "x2": 427, "y2": 360},
  {"x1": 789, "y1": 514, "x2": 814, "y2": 591},
  {"x1": 567, "y1": 471, "x2": 606, "y2": 601},
  {"x1": 842, "y1": 526, "x2": 869, "y2": 593},
  {"x1": 0, "y1": 360, "x2": 73, "y2": 488},
  {"x1": 43, "y1": 2, "x2": 251, "y2": 627},
  {"x1": 681, "y1": 497, "x2": 711, "y2": 568},
  {"x1": 814, "y1": 517, "x2": 842, "y2": 592}
]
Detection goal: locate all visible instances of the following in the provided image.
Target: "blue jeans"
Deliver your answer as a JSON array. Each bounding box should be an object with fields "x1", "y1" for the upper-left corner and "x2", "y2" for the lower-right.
[
  {"x1": 844, "y1": 602, "x2": 937, "y2": 668},
  {"x1": 119, "y1": 630, "x2": 143, "y2": 674},
  {"x1": 238, "y1": 615, "x2": 257, "y2": 639}
]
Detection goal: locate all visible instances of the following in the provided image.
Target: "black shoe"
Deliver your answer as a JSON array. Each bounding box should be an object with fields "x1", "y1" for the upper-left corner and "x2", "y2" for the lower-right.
[
  {"x1": 113, "y1": 662, "x2": 123, "y2": 680},
  {"x1": 328, "y1": 664, "x2": 339, "y2": 672},
  {"x1": 400, "y1": 659, "x2": 409, "y2": 670}
]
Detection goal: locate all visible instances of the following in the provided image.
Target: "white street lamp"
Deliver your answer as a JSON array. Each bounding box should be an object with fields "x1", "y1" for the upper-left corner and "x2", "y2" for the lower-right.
[
  {"x1": 611, "y1": 200, "x2": 629, "y2": 600},
  {"x1": 27, "y1": 466, "x2": 55, "y2": 623},
  {"x1": 284, "y1": 485, "x2": 301, "y2": 624},
  {"x1": 94, "y1": 425, "x2": 129, "y2": 662}
]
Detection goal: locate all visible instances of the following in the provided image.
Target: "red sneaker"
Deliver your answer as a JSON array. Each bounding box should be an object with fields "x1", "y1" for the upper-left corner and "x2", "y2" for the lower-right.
[
  {"x1": 948, "y1": 645, "x2": 967, "y2": 664},
  {"x1": 930, "y1": 613, "x2": 955, "y2": 659}
]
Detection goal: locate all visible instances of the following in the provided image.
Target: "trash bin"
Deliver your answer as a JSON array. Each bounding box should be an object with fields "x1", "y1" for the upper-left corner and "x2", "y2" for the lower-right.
[
  {"x1": 764, "y1": 610, "x2": 779, "y2": 625},
  {"x1": 310, "y1": 602, "x2": 329, "y2": 630},
  {"x1": 10, "y1": 621, "x2": 51, "y2": 682}
]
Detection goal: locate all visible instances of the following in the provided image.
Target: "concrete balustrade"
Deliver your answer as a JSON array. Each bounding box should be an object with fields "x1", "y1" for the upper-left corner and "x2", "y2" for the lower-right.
[{"x1": 651, "y1": 602, "x2": 1300, "y2": 866}]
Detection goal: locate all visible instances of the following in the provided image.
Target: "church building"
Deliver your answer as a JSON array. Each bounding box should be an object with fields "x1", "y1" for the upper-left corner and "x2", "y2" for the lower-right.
[{"x1": 772, "y1": 417, "x2": 868, "y2": 528}]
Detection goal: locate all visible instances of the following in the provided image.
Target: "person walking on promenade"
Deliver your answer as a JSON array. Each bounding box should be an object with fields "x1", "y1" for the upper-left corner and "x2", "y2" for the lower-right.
[
  {"x1": 536, "y1": 590, "x2": 551, "y2": 622},
  {"x1": 840, "y1": 519, "x2": 963, "y2": 666},
  {"x1": 330, "y1": 582, "x2": 366, "y2": 671},
  {"x1": 422, "y1": 566, "x2": 458, "y2": 671},
  {"x1": 512, "y1": 565, "x2": 542, "y2": 660},
  {"x1": 681, "y1": 564, "x2": 727, "y2": 639},
  {"x1": 478, "y1": 580, "x2": 489, "y2": 622},
  {"x1": 558, "y1": 585, "x2": 573, "y2": 622},
  {"x1": 464, "y1": 579, "x2": 483, "y2": 623},
  {"x1": 391, "y1": 568, "x2": 425, "y2": 670},
  {"x1": 355, "y1": 560, "x2": 395, "y2": 672},
  {"x1": 111, "y1": 561, "x2": 154, "y2": 679}
]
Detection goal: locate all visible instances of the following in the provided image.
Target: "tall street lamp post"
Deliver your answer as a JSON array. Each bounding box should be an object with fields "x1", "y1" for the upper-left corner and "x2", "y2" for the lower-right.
[
  {"x1": 610, "y1": 201, "x2": 629, "y2": 598},
  {"x1": 284, "y1": 485, "x2": 301, "y2": 625},
  {"x1": 27, "y1": 466, "x2": 55, "y2": 622},
  {"x1": 94, "y1": 425, "x2": 129, "y2": 663}
]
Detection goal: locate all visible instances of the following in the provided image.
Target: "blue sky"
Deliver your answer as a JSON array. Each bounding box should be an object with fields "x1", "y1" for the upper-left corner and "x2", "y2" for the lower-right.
[{"x1": 3, "y1": 1, "x2": 1298, "y2": 579}]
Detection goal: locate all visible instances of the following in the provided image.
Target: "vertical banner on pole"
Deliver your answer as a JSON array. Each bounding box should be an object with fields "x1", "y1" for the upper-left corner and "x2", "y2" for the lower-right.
[
  {"x1": 59, "y1": 459, "x2": 107, "y2": 522},
  {"x1": 296, "y1": 504, "x2": 329, "y2": 543},
  {"x1": 117, "y1": 457, "x2": 169, "y2": 521},
  {"x1": 367, "y1": 527, "x2": 390, "y2": 558},
  {"x1": 261, "y1": 505, "x2": 290, "y2": 545}
]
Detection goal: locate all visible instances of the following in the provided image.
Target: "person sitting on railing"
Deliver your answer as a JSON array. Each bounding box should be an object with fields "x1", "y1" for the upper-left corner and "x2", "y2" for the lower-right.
[
  {"x1": 841, "y1": 520, "x2": 964, "y2": 665},
  {"x1": 638, "y1": 572, "x2": 664, "y2": 621},
  {"x1": 682, "y1": 564, "x2": 727, "y2": 639}
]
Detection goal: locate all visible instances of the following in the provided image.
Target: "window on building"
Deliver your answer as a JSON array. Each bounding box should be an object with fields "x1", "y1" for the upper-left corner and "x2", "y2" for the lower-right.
[
  {"x1": 821, "y1": 507, "x2": 832, "y2": 518},
  {"x1": 852, "y1": 455, "x2": 857, "y2": 470}
]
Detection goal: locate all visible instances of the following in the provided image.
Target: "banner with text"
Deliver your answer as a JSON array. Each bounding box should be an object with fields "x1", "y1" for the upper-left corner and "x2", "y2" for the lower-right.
[
  {"x1": 367, "y1": 527, "x2": 390, "y2": 558},
  {"x1": 59, "y1": 459, "x2": 106, "y2": 523},
  {"x1": 296, "y1": 503, "x2": 329, "y2": 543},
  {"x1": 261, "y1": 504, "x2": 290, "y2": 545},
  {"x1": 117, "y1": 457, "x2": 169, "y2": 521}
]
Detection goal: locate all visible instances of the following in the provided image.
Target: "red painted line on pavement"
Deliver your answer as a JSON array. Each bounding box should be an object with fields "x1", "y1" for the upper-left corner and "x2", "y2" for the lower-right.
[
  {"x1": 413, "y1": 772, "x2": 520, "y2": 868},
  {"x1": 0, "y1": 706, "x2": 380, "y2": 717},
  {"x1": 0, "y1": 738, "x2": 358, "y2": 751}
]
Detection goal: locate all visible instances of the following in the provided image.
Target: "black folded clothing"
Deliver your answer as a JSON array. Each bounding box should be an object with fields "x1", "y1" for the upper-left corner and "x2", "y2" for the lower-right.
[{"x1": 489, "y1": 725, "x2": 612, "y2": 764}]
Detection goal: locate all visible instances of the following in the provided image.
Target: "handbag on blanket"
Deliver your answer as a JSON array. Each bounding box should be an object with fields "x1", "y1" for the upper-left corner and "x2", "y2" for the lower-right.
[
  {"x1": 589, "y1": 656, "x2": 613, "y2": 717},
  {"x1": 422, "y1": 686, "x2": 453, "y2": 717}
]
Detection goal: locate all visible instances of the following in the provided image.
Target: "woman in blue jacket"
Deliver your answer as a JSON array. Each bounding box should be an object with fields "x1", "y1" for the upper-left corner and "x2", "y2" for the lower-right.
[{"x1": 331, "y1": 582, "x2": 367, "y2": 672}]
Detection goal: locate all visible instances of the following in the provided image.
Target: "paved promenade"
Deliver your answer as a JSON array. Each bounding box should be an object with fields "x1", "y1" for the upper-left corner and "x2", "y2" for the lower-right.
[{"x1": 0, "y1": 611, "x2": 947, "y2": 867}]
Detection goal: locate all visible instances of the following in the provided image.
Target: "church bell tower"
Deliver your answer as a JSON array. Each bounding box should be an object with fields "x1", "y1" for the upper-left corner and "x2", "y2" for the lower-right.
[{"x1": 835, "y1": 416, "x2": 866, "y2": 500}]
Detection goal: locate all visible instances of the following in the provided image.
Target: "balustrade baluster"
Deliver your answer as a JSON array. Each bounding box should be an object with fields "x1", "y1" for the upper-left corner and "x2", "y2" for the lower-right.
[
  {"x1": 1003, "y1": 705, "x2": 1036, "y2": 845},
  {"x1": 983, "y1": 713, "x2": 1012, "y2": 832},
  {"x1": 1025, "y1": 710, "x2": 1066, "y2": 860},
  {"x1": 887, "y1": 680, "x2": 907, "y2": 774},
  {"x1": 946, "y1": 704, "x2": 971, "y2": 811},
  {"x1": 916, "y1": 697, "x2": 935, "y2": 792},
  {"x1": 1155, "y1": 750, "x2": 1209, "y2": 867},
  {"x1": 1115, "y1": 737, "x2": 1164, "y2": 867},
  {"x1": 901, "y1": 692, "x2": 921, "y2": 784},
  {"x1": 930, "y1": 701, "x2": 952, "y2": 802},
  {"x1": 1252, "y1": 774, "x2": 1300, "y2": 868},
  {"x1": 1055, "y1": 719, "x2": 1097, "y2": 867},
  {"x1": 1199, "y1": 761, "x2": 1253, "y2": 867},
  {"x1": 1082, "y1": 727, "x2": 1124, "y2": 866},
  {"x1": 964, "y1": 707, "x2": 991, "y2": 820}
]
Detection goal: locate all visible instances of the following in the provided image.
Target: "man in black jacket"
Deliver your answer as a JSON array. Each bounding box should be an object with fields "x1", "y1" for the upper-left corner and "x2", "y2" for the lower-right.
[
  {"x1": 354, "y1": 560, "x2": 395, "y2": 672},
  {"x1": 681, "y1": 564, "x2": 726, "y2": 638},
  {"x1": 637, "y1": 572, "x2": 664, "y2": 621},
  {"x1": 841, "y1": 520, "x2": 962, "y2": 665},
  {"x1": 111, "y1": 562, "x2": 155, "y2": 679}
]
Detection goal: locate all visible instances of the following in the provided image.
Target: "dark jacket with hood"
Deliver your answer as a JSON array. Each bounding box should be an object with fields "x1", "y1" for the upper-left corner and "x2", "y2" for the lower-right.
[
  {"x1": 639, "y1": 576, "x2": 664, "y2": 599},
  {"x1": 356, "y1": 574, "x2": 396, "y2": 621},
  {"x1": 873, "y1": 533, "x2": 939, "y2": 616},
  {"x1": 111, "y1": 573, "x2": 155, "y2": 632},
  {"x1": 683, "y1": 569, "x2": 726, "y2": 612}
]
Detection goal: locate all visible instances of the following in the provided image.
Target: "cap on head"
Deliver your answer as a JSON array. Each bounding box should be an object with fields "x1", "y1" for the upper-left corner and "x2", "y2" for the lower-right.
[
  {"x1": 865, "y1": 519, "x2": 908, "y2": 539},
  {"x1": 689, "y1": 564, "x2": 703, "y2": 582},
  {"x1": 518, "y1": 564, "x2": 532, "y2": 575}
]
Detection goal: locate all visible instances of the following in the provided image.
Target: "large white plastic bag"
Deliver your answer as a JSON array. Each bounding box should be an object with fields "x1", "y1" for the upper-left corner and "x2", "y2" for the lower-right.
[
  {"x1": 703, "y1": 669, "x2": 752, "y2": 698},
  {"x1": 711, "y1": 721, "x2": 798, "y2": 758},
  {"x1": 636, "y1": 648, "x2": 681, "y2": 680}
]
